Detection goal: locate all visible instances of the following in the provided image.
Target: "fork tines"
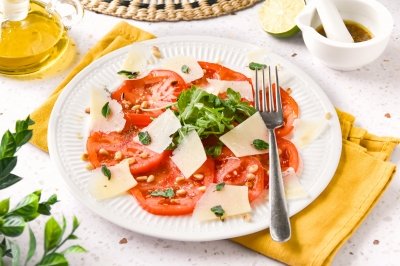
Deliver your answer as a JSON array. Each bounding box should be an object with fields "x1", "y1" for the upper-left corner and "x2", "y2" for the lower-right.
[{"x1": 254, "y1": 65, "x2": 282, "y2": 114}]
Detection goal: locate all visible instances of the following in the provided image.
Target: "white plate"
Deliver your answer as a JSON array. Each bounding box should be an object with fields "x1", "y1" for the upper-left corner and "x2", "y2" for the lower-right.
[{"x1": 48, "y1": 36, "x2": 342, "y2": 241}]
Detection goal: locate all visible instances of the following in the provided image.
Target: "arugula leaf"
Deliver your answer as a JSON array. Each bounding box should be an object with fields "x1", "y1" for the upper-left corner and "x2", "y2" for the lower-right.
[
  {"x1": 101, "y1": 102, "x2": 111, "y2": 118},
  {"x1": 117, "y1": 70, "x2": 139, "y2": 79},
  {"x1": 138, "y1": 131, "x2": 151, "y2": 145},
  {"x1": 205, "y1": 144, "x2": 223, "y2": 157},
  {"x1": 101, "y1": 165, "x2": 111, "y2": 180},
  {"x1": 252, "y1": 139, "x2": 269, "y2": 150},
  {"x1": 249, "y1": 62, "x2": 267, "y2": 70},
  {"x1": 150, "y1": 188, "x2": 175, "y2": 198},
  {"x1": 215, "y1": 182, "x2": 225, "y2": 191},
  {"x1": 210, "y1": 205, "x2": 225, "y2": 219}
]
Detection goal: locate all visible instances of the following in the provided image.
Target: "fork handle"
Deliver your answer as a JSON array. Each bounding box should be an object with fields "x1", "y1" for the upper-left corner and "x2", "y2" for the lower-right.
[{"x1": 268, "y1": 128, "x2": 291, "y2": 242}]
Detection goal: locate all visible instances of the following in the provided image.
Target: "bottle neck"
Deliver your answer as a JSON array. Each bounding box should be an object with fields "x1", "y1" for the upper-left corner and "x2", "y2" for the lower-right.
[{"x1": 0, "y1": 0, "x2": 30, "y2": 21}]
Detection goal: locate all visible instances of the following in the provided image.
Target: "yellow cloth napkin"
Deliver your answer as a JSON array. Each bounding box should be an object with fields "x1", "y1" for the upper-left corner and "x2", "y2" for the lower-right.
[
  {"x1": 30, "y1": 22, "x2": 155, "y2": 151},
  {"x1": 233, "y1": 109, "x2": 399, "y2": 265},
  {"x1": 30, "y1": 22, "x2": 399, "y2": 266}
]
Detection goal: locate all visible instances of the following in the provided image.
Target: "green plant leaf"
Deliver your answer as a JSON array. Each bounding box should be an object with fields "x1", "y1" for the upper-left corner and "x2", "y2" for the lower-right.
[
  {"x1": 0, "y1": 174, "x2": 22, "y2": 190},
  {"x1": 14, "y1": 130, "x2": 32, "y2": 148},
  {"x1": 0, "y1": 157, "x2": 17, "y2": 179},
  {"x1": 37, "y1": 253, "x2": 68, "y2": 266},
  {"x1": 72, "y1": 216, "x2": 79, "y2": 231},
  {"x1": 25, "y1": 227, "x2": 36, "y2": 266},
  {"x1": 62, "y1": 245, "x2": 87, "y2": 254},
  {"x1": 0, "y1": 198, "x2": 10, "y2": 216},
  {"x1": 0, "y1": 216, "x2": 26, "y2": 237},
  {"x1": 46, "y1": 195, "x2": 58, "y2": 205},
  {"x1": 44, "y1": 217, "x2": 63, "y2": 252},
  {"x1": 67, "y1": 235, "x2": 78, "y2": 240},
  {"x1": 7, "y1": 193, "x2": 39, "y2": 220},
  {"x1": 0, "y1": 131, "x2": 16, "y2": 159},
  {"x1": 8, "y1": 240, "x2": 20, "y2": 266}
]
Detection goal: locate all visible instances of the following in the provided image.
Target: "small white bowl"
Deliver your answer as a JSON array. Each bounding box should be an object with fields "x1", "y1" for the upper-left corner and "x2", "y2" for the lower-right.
[{"x1": 296, "y1": 0, "x2": 393, "y2": 71}]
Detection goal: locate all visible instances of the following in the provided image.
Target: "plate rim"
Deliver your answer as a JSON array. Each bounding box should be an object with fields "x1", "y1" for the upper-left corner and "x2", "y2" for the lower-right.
[{"x1": 48, "y1": 35, "x2": 342, "y2": 241}]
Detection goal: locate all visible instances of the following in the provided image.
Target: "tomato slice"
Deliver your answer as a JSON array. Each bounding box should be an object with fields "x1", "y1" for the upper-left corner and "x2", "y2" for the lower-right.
[
  {"x1": 277, "y1": 138, "x2": 300, "y2": 173},
  {"x1": 215, "y1": 147, "x2": 265, "y2": 202},
  {"x1": 192, "y1": 61, "x2": 252, "y2": 88},
  {"x1": 86, "y1": 131, "x2": 169, "y2": 175},
  {"x1": 111, "y1": 70, "x2": 187, "y2": 127},
  {"x1": 130, "y1": 158, "x2": 215, "y2": 216},
  {"x1": 276, "y1": 87, "x2": 299, "y2": 137}
]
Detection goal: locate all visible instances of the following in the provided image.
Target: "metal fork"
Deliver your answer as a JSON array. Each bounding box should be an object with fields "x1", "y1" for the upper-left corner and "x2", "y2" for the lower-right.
[{"x1": 254, "y1": 65, "x2": 291, "y2": 242}]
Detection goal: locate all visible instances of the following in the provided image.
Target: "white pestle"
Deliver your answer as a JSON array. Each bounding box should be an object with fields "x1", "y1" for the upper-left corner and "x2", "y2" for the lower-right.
[{"x1": 315, "y1": 0, "x2": 354, "y2": 43}]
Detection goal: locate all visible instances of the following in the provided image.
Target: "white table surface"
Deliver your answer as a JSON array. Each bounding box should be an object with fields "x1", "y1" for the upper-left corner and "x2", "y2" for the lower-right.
[{"x1": 1, "y1": 1, "x2": 399, "y2": 265}]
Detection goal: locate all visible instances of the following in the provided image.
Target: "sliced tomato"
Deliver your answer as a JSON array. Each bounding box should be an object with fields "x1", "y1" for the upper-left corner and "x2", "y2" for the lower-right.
[
  {"x1": 111, "y1": 70, "x2": 187, "y2": 127},
  {"x1": 130, "y1": 158, "x2": 215, "y2": 216},
  {"x1": 192, "y1": 61, "x2": 252, "y2": 88},
  {"x1": 86, "y1": 131, "x2": 169, "y2": 175},
  {"x1": 276, "y1": 87, "x2": 299, "y2": 137},
  {"x1": 215, "y1": 147, "x2": 265, "y2": 202},
  {"x1": 277, "y1": 138, "x2": 300, "y2": 172}
]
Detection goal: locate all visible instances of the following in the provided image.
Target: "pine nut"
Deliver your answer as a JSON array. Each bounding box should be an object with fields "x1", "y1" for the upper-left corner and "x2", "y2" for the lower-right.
[
  {"x1": 245, "y1": 181, "x2": 253, "y2": 188},
  {"x1": 146, "y1": 175, "x2": 155, "y2": 183},
  {"x1": 85, "y1": 107, "x2": 90, "y2": 114},
  {"x1": 114, "y1": 151, "x2": 123, "y2": 160},
  {"x1": 246, "y1": 173, "x2": 256, "y2": 181},
  {"x1": 193, "y1": 174, "x2": 204, "y2": 180},
  {"x1": 131, "y1": 104, "x2": 140, "y2": 111},
  {"x1": 176, "y1": 189, "x2": 187, "y2": 196},
  {"x1": 233, "y1": 170, "x2": 238, "y2": 176},
  {"x1": 170, "y1": 199, "x2": 180, "y2": 204},
  {"x1": 243, "y1": 213, "x2": 252, "y2": 222},
  {"x1": 140, "y1": 101, "x2": 149, "y2": 109},
  {"x1": 99, "y1": 148, "x2": 109, "y2": 155},
  {"x1": 81, "y1": 153, "x2": 89, "y2": 161},
  {"x1": 151, "y1": 46, "x2": 163, "y2": 59},
  {"x1": 197, "y1": 186, "x2": 206, "y2": 192},
  {"x1": 175, "y1": 176, "x2": 185, "y2": 183},
  {"x1": 86, "y1": 163, "x2": 94, "y2": 170},
  {"x1": 136, "y1": 176, "x2": 148, "y2": 182},
  {"x1": 247, "y1": 164, "x2": 259, "y2": 173},
  {"x1": 140, "y1": 152, "x2": 149, "y2": 159},
  {"x1": 127, "y1": 158, "x2": 136, "y2": 165}
]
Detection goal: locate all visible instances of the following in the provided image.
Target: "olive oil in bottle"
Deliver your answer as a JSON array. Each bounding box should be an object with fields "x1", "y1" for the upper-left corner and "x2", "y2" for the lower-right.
[{"x1": 0, "y1": 0, "x2": 69, "y2": 75}]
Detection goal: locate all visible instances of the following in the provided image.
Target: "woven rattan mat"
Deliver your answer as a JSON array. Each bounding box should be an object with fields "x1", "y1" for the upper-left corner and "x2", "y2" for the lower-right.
[{"x1": 81, "y1": 0, "x2": 262, "y2": 21}]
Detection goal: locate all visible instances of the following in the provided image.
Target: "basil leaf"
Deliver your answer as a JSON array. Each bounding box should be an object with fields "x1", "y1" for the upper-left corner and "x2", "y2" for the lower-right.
[
  {"x1": 150, "y1": 188, "x2": 175, "y2": 198},
  {"x1": 210, "y1": 205, "x2": 225, "y2": 218},
  {"x1": 44, "y1": 217, "x2": 63, "y2": 252},
  {"x1": 0, "y1": 216, "x2": 26, "y2": 237},
  {"x1": 38, "y1": 253, "x2": 68, "y2": 266},
  {"x1": 7, "y1": 193, "x2": 39, "y2": 220},
  {"x1": 25, "y1": 227, "x2": 36, "y2": 266},
  {"x1": 117, "y1": 70, "x2": 139, "y2": 79},
  {"x1": 249, "y1": 62, "x2": 267, "y2": 70},
  {"x1": 0, "y1": 173, "x2": 22, "y2": 190},
  {"x1": 0, "y1": 156, "x2": 17, "y2": 179},
  {"x1": 138, "y1": 131, "x2": 151, "y2": 145},
  {"x1": 181, "y1": 65, "x2": 190, "y2": 74},
  {"x1": 253, "y1": 139, "x2": 269, "y2": 150},
  {"x1": 62, "y1": 245, "x2": 87, "y2": 255},
  {"x1": 0, "y1": 198, "x2": 10, "y2": 216},
  {"x1": 101, "y1": 102, "x2": 111, "y2": 118},
  {"x1": 101, "y1": 165, "x2": 111, "y2": 180},
  {"x1": 215, "y1": 182, "x2": 225, "y2": 191}
]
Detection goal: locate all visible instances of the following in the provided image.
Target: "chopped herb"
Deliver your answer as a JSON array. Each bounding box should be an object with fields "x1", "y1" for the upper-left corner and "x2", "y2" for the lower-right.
[
  {"x1": 253, "y1": 139, "x2": 269, "y2": 150},
  {"x1": 215, "y1": 182, "x2": 225, "y2": 191},
  {"x1": 101, "y1": 102, "x2": 111, "y2": 118},
  {"x1": 138, "y1": 131, "x2": 151, "y2": 145},
  {"x1": 150, "y1": 188, "x2": 175, "y2": 198},
  {"x1": 211, "y1": 205, "x2": 225, "y2": 219},
  {"x1": 117, "y1": 70, "x2": 139, "y2": 79},
  {"x1": 205, "y1": 144, "x2": 223, "y2": 157},
  {"x1": 249, "y1": 62, "x2": 267, "y2": 71},
  {"x1": 181, "y1": 65, "x2": 190, "y2": 74},
  {"x1": 101, "y1": 165, "x2": 111, "y2": 180}
]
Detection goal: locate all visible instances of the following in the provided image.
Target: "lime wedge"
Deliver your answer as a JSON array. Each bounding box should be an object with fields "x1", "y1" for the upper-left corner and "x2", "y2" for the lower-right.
[{"x1": 259, "y1": 0, "x2": 305, "y2": 38}]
